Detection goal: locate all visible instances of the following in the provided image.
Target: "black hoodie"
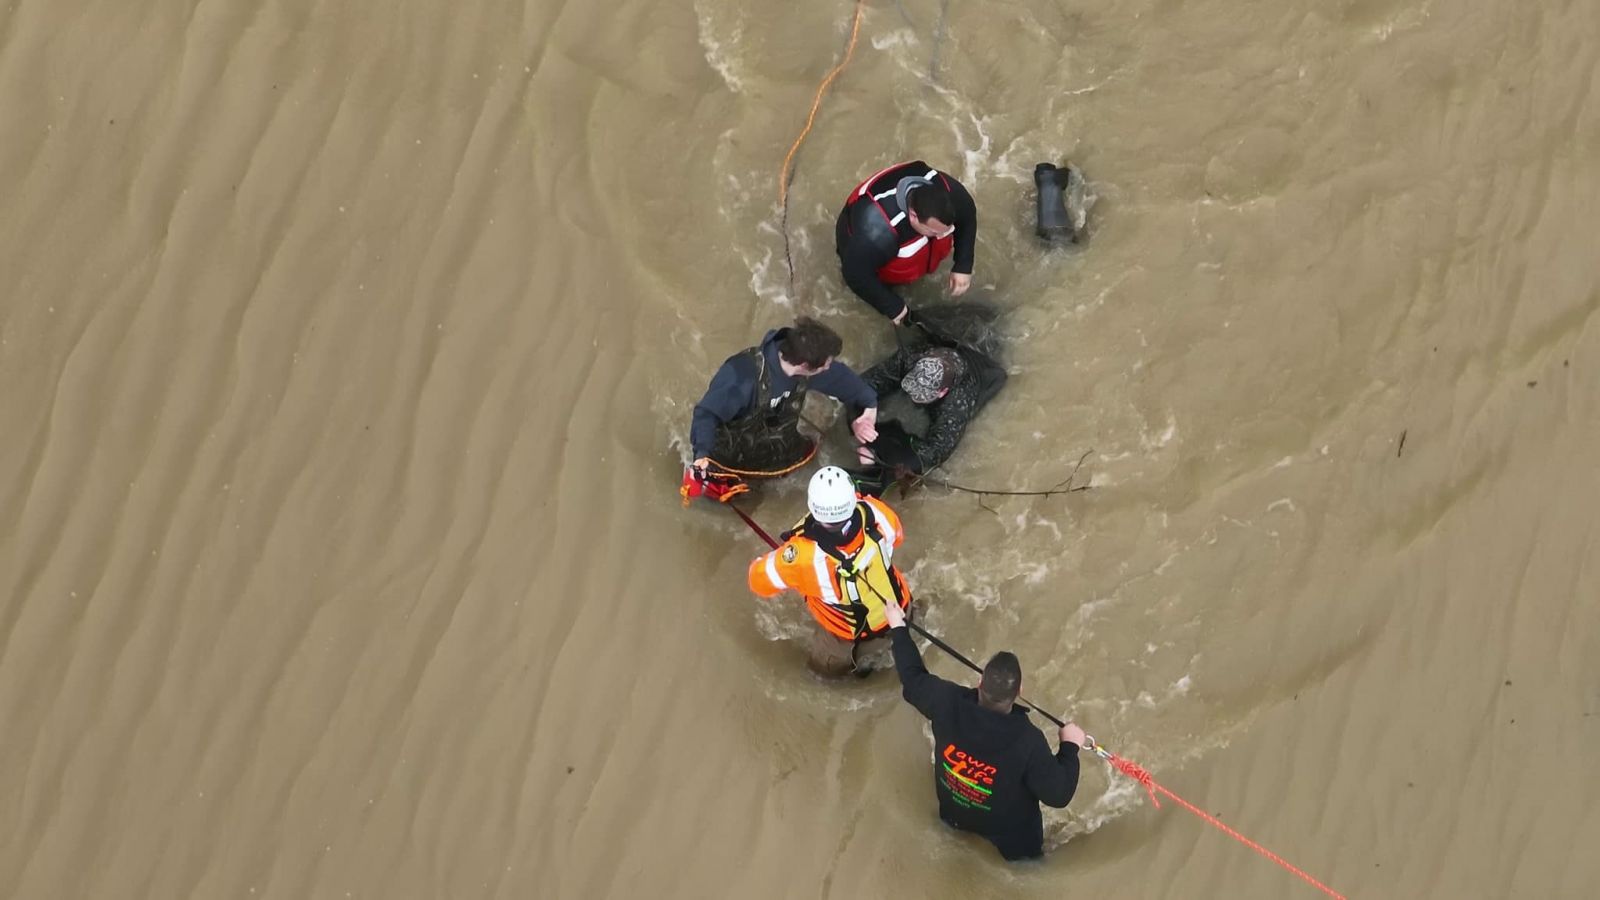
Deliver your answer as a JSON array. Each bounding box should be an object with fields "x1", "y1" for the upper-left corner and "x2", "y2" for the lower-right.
[{"x1": 889, "y1": 626, "x2": 1080, "y2": 857}]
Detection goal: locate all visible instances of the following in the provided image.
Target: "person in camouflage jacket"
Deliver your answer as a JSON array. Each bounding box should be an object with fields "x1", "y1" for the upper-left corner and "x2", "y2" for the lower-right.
[{"x1": 849, "y1": 330, "x2": 1007, "y2": 493}]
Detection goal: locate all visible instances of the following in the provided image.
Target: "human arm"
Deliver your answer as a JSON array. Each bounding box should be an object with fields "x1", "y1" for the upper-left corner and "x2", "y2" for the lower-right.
[
  {"x1": 809, "y1": 362, "x2": 879, "y2": 443},
  {"x1": 1022, "y1": 726, "x2": 1082, "y2": 809},
  {"x1": 746, "y1": 545, "x2": 792, "y2": 598},
  {"x1": 914, "y1": 380, "x2": 980, "y2": 471},
  {"x1": 851, "y1": 407, "x2": 878, "y2": 443},
  {"x1": 888, "y1": 622, "x2": 961, "y2": 721},
  {"x1": 946, "y1": 175, "x2": 978, "y2": 276},
  {"x1": 853, "y1": 351, "x2": 915, "y2": 463},
  {"x1": 811, "y1": 361, "x2": 878, "y2": 413}
]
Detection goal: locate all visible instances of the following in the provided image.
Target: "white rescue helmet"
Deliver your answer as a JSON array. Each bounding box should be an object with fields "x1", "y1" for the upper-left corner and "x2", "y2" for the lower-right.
[{"x1": 807, "y1": 466, "x2": 858, "y2": 524}]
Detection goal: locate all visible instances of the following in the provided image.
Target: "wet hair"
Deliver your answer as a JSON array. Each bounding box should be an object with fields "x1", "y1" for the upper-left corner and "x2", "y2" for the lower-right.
[
  {"x1": 978, "y1": 652, "x2": 1022, "y2": 708},
  {"x1": 908, "y1": 185, "x2": 955, "y2": 226},
  {"x1": 777, "y1": 316, "x2": 843, "y2": 369}
]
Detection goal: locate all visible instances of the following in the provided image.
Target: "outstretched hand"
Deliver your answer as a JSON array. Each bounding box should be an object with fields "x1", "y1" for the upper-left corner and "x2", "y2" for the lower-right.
[
  {"x1": 851, "y1": 407, "x2": 879, "y2": 443},
  {"x1": 883, "y1": 600, "x2": 907, "y2": 629}
]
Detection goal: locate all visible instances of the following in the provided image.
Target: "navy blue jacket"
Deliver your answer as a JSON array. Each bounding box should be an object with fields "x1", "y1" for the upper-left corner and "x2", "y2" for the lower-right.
[{"x1": 690, "y1": 329, "x2": 877, "y2": 460}]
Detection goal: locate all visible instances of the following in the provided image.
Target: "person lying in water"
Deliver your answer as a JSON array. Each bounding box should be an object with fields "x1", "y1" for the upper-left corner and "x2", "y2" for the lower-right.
[{"x1": 846, "y1": 321, "x2": 1006, "y2": 495}]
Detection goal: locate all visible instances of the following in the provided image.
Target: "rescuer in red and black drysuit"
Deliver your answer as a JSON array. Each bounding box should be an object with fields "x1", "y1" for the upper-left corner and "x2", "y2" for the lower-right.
[{"x1": 835, "y1": 160, "x2": 979, "y2": 324}]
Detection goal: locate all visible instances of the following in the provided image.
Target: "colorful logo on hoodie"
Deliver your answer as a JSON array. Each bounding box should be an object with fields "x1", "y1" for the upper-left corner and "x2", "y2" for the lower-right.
[{"x1": 941, "y1": 743, "x2": 996, "y2": 811}]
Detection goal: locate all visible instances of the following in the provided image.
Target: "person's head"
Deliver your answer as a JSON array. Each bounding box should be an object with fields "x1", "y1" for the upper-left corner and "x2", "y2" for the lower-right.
[
  {"x1": 901, "y1": 348, "x2": 960, "y2": 404},
  {"x1": 777, "y1": 317, "x2": 843, "y2": 376},
  {"x1": 807, "y1": 466, "x2": 858, "y2": 529},
  {"x1": 907, "y1": 187, "x2": 956, "y2": 239},
  {"x1": 977, "y1": 651, "x2": 1022, "y2": 712}
]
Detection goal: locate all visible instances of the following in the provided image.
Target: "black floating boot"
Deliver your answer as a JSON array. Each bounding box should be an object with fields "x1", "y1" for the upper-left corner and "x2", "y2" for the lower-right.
[{"x1": 1034, "y1": 162, "x2": 1088, "y2": 244}]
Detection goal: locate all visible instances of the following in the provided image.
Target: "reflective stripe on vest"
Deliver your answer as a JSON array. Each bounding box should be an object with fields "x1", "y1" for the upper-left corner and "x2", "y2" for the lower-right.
[
  {"x1": 811, "y1": 548, "x2": 838, "y2": 607},
  {"x1": 856, "y1": 162, "x2": 904, "y2": 198},
  {"x1": 867, "y1": 499, "x2": 898, "y2": 554},
  {"x1": 845, "y1": 162, "x2": 955, "y2": 285},
  {"x1": 801, "y1": 502, "x2": 905, "y2": 639},
  {"x1": 764, "y1": 555, "x2": 787, "y2": 591}
]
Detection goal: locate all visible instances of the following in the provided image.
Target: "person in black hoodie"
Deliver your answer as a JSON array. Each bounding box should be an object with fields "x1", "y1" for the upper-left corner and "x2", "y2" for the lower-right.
[{"x1": 883, "y1": 600, "x2": 1086, "y2": 860}]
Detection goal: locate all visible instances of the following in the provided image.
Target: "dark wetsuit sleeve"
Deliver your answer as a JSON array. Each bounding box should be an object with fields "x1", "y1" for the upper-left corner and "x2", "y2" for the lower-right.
[
  {"x1": 860, "y1": 346, "x2": 917, "y2": 400},
  {"x1": 890, "y1": 626, "x2": 961, "y2": 721},
  {"x1": 1023, "y1": 734, "x2": 1081, "y2": 809},
  {"x1": 840, "y1": 234, "x2": 908, "y2": 320},
  {"x1": 809, "y1": 361, "x2": 878, "y2": 411},
  {"x1": 689, "y1": 357, "x2": 756, "y2": 459},
  {"x1": 947, "y1": 176, "x2": 978, "y2": 275},
  {"x1": 915, "y1": 378, "x2": 979, "y2": 471}
]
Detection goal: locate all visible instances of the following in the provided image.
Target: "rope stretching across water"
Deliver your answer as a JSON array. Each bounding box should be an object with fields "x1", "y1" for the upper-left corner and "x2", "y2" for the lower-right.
[
  {"x1": 1087, "y1": 747, "x2": 1347, "y2": 900},
  {"x1": 724, "y1": 503, "x2": 1346, "y2": 898},
  {"x1": 777, "y1": 0, "x2": 867, "y2": 295}
]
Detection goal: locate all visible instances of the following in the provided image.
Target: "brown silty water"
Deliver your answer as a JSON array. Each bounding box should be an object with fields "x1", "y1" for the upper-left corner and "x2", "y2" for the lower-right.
[{"x1": 1, "y1": 0, "x2": 1597, "y2": 897}]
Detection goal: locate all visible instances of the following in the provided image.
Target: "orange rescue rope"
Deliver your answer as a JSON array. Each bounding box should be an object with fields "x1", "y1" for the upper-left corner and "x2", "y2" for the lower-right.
[
  {"x1": 1085, "y1": 740, "x2": 1346, "y2": 899},
  {"x1": 706, "y1": 446, "x2": 818, "y2": 479},
  {"x1": 777, "y1": 0, "x2": 867, "y2": 208},
  {"x1": 777, "y1": 0, "x2": 867, "y2": 292}
]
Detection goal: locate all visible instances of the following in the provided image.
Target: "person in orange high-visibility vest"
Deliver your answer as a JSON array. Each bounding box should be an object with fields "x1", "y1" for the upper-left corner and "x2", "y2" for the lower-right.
[{"x1": 747, "y1": 466, "x2": 913, "y2": 675}]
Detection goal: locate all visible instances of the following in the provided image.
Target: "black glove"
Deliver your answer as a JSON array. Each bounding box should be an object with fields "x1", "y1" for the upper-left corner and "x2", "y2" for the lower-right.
[
  {"x1": 869, "y1": 423, "x2": 923, "y2": 474},
  {"x1": 847, "y1": 466, "x2": 893, "y2": 498}
]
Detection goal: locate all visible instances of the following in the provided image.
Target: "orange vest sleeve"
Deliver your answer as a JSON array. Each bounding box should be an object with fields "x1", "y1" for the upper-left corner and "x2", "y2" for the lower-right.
[
  {"x1": 749, "y1": 539, "x2": 825, "y2": 600},
  {"x1": 748, "y1": 549, "x2": 788, "y2": 597}
]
